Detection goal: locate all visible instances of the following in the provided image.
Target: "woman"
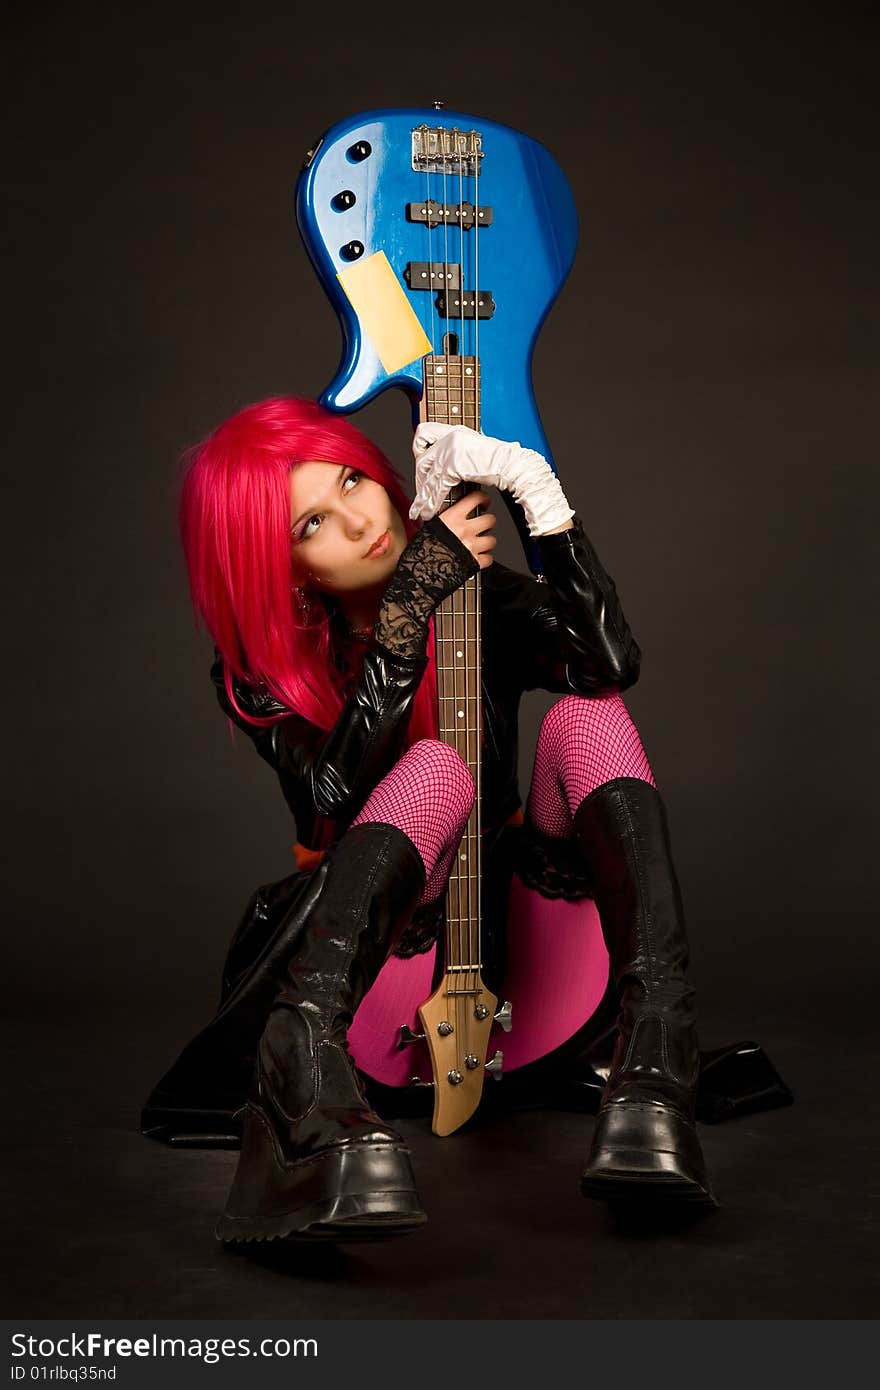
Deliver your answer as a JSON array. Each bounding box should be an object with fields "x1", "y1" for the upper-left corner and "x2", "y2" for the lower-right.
[{"x1": 144, "y1": 395, "x2": 714, "y2": 1243}]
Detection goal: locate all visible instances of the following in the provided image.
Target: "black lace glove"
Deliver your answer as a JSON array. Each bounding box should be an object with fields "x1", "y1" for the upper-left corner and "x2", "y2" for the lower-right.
[{"x1": 374, "y1": 515, "x2": 479, "y2": 658}]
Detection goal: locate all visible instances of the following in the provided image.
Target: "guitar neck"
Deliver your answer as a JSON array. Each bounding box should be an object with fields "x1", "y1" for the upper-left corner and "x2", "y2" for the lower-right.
[
  {"x1": 435, "y1": 571, "x2": 481, "y2": 974},
  {"x1": 422, "y1": 351, "x2": 482, "y2": 973}
]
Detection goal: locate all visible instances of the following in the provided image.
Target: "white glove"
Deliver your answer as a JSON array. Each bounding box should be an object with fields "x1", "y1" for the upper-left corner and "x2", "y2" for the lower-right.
[{"x1": 409, "y1": 422, "x2": 575, "y2": 537}]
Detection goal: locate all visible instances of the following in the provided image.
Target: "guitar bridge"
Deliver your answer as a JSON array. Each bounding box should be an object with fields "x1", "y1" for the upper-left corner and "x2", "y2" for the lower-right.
[{"x1": 411, "y1": 125, "x2": 484, "y2": 176}]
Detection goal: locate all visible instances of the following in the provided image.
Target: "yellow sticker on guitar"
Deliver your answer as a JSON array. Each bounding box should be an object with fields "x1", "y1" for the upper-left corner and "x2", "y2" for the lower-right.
[{"x1": 337, "y1": 251, "x2": 433, "y2": 374}]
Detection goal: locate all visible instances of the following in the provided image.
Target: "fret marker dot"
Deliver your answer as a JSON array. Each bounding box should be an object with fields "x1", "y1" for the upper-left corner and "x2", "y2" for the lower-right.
[
  {"x1": 452, "y1": 406, "x2": 459, "y2": 414},
  {"x1": 457, "y1": 710, "x2": 464, "y2": 718},
  {"x1": 460, "y1": 853, "x2": 466, "y2": 861},
  {"x1": 456, "y1": 650, "x2": 463, "y2": 658}
]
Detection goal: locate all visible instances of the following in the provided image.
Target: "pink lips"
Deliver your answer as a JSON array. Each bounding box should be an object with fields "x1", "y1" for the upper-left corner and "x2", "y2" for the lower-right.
[{"x1": 364, "y1": 530, "x2": 391, "y2": 559}]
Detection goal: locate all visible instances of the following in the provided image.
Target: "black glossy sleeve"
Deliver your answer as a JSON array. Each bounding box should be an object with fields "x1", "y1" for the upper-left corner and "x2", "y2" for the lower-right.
[
  {"x1": 273, "y1": 642, "x2": 429, "y2": 823},
  {"x1": 211, "y1": 642, "x2": 428, "y2": 828},
  {"x1": 525, "y1": 517, "x2": 642, "y2": 694}
]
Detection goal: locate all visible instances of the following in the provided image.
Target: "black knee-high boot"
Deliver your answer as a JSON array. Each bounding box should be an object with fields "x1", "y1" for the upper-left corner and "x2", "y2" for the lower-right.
[
  {"x1": 141, "y1": 873, "x2": 309, "y2": 1147},
  {"x1": 573, "y1": 778, "x2": 716, "y2": 1207},
  {"x1": 216, "y1": 821, "x2": 429, "y2": 1243}
]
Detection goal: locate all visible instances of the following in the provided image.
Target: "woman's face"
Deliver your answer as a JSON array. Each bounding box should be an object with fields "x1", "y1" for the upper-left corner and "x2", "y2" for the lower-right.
[{"x1": 288, "y1": 460, "x2": 407, "y2": 597}]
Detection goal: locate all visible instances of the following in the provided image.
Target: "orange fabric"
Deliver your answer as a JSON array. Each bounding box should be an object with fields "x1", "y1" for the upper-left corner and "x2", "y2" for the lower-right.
[{"x1": 291, "y1": 842, "x2": 327, "y2": 872}]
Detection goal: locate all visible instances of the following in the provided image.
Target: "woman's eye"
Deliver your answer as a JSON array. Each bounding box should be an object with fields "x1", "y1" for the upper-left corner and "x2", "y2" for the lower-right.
[{"x1": 293, "y1": 473, "x2": 361, "y2": 542}]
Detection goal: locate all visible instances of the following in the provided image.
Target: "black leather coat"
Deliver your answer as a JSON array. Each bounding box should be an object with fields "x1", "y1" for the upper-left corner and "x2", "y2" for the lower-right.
[
  {"x1": 212, "y1": 517, "x2": 642, "y2": 849},
  {"x1": 143, "y1": 525, "x2": 793, "y2": 1138},
  {"x1": 140, "y1": 519, "x2": 641, "y2": 1137}
]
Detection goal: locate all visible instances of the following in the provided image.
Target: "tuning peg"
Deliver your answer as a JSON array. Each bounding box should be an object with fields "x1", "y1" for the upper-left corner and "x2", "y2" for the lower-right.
[
  {"x1": 484, "y1": 1050, "x2": 504, "y2": 1081},
  {"x1": 397, "y1": 1024, "x2": 426, "y2": 1049},
  {"x1": 494, "y1": 1000, "x2": 513, "y2": 1033},
  {"x1": 408, "y1": 1076, "x2": 434, "y2": 1089}
]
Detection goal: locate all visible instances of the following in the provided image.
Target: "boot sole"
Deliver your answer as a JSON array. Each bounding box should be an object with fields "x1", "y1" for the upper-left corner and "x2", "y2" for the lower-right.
[
  {"x1": 581, "y1": 1154, "x2": 718, "y2": 1209},
  {"x1": 217, "y1": 1193, "x2": 427, "y2": 1244},
  {"x1": 216, "y1": 1141, "x2": 427, "y2": 1244},
  {"x1": 581, "y1": 1175, "x2": 719, "y2": 1208}
]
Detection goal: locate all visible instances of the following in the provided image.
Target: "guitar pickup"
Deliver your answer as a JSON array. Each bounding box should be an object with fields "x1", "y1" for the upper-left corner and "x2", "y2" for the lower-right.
[
  {"x1": 406, "y1": 200, "x2": 493, "y2": 230},
  {"x1": 436, "y1": 290, "x2": 496, "y2": 320},
  {"x1": 405, "y1": 262, "x2": 462, "y2": 290}
]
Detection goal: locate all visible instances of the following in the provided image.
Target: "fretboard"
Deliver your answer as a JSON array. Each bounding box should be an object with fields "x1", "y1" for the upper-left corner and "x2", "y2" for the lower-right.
[{"x1": 423, "y1": 352, "x2": 482, "y2": 974}]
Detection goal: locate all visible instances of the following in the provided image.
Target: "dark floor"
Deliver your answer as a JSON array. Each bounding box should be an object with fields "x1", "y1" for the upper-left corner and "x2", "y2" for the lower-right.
[{"x1": 5, "y1": 1001, "x2": 878, "y2": 1320}]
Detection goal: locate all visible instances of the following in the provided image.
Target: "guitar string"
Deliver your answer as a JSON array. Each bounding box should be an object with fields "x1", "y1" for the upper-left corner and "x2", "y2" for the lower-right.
[
  {"x1": 439, "y1": 136, "x2": 464, "y2": 1063},
  {"x1": 467, "y1": 132, "x2": 482, "y2": 1052},
  {"x1": 455, "y1": 581, "x2": 466, "y2": 989},
  {"x1": 442, "y1": 591, "x2": 455, "y2": 986},
  {"x1": 427, "y1": 138, "x2": 464, "y2": 1066},
  {"x1": 471, "y1": 133, "x2": 486, "y2": 1067},
  {"x1": 454, "y1": 140, "x2": 470, "y2": 1025},
  {"x1": 450, "y1": 135, "x2": 464, "y2": 1067},
  {"x1": 469, "y1": 574, "x2": 477, "y2": 1059},
  {"x1": 466, "y1": 138, "x2": 481, "y2": 1017},
  {"x1": 474, "y1": 129, "x2": 482, "y2": 991},
  {"x1": 463, "y1": 535, "x2": 472, "y2": 1073},
  {"x1": 441, "y1": 573, "x2": 480, "y2": 1077},
  {"x1": 446, "y1": 580, "x2": 461, "y2": 1069},
  {"x1": 458, "y1": 144, "x2": 469, "y2": 999},
  {"x1": 460, "y1": 574, "x2": 469, "y2": 1071},
  {"x1": 455, "y1": 576, "x2": 473, "y2": 1073},
  {"x1": 442, "y1": 143, "x2": 450, "y2": 385},
  {"x1": 458, "y1": 136, "x2": 466, "y2": 421},
  {"x1": 466, "y1": 579, "x2": 477, "y2": 1059},
  {"x1": 474, "y1": 131, "x2": 480, "y2": 427},
  {"x1": 424, "y1": 148, "x2": 436, "y2": 388},
  {"x1": 469, "y1": 139, "x2": 480, "y2": 1012},
  {"x1": 433, "y1": 129, "x2": 486, "y2": 1078}
]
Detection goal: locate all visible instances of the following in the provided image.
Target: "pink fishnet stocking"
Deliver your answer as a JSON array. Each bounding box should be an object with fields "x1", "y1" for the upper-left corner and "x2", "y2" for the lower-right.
[
  {"x1": 352, "y1": 739, "x2": 475, "y2": 905},
  {"x1": 526, "y1": 693, "x2": 656, "y2": 838}
]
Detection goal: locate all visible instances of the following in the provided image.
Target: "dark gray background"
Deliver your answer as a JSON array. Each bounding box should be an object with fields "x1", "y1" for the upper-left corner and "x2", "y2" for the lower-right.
[{"x1": 4, "y1": 1, "x2": 878, "y2": 1319}]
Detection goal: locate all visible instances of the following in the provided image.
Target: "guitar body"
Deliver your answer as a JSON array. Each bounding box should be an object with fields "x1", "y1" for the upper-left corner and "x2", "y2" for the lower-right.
[
  {"x1": 296, "y1": 107, "x2": 610, "y2": 1100},
  {"x1": 348, "y1": 886, "x2": 611, "y2": 1088},
  {"x1": 296, "y1": 106, "x2": 577, "y2": 551}
]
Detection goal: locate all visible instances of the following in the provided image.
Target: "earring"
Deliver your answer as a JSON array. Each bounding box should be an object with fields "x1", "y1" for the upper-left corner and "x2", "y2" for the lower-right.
[{"x1": 293, "y1": 587, "x2": 313, "y2": 624}]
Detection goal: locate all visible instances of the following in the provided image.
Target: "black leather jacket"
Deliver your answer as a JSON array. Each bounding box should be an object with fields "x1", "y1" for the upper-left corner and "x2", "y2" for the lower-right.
[{"x1": 211, "y1": 517, "x2": 641, "y2": 848}]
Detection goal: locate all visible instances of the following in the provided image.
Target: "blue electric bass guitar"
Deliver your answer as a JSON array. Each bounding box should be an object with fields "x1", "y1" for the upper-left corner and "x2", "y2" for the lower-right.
[{"x1": 295, "y1": 107, "x2": 611, "y2": 1135}]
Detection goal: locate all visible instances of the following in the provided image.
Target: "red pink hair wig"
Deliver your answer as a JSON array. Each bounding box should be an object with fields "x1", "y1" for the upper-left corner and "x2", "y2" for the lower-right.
[{"x1": 178, "y1": 396, "x2": 438, "y2": 741}]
